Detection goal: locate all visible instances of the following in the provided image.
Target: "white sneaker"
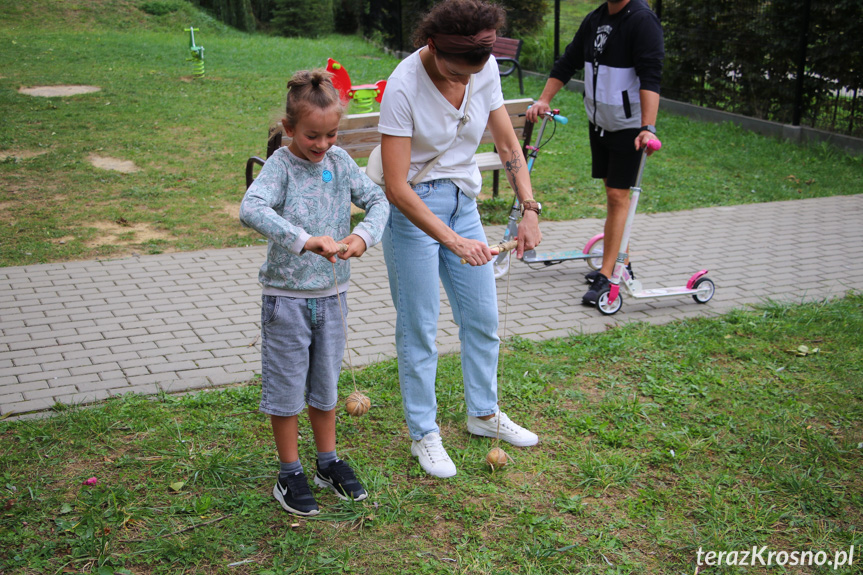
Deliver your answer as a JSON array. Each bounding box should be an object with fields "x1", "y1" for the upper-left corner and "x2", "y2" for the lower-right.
[
  {"x1": 410, "y1": 432, "x2": 457, "y2": 478},
  {"x1": 467, "y1": 411, "x2": 538, "y2": 447}
]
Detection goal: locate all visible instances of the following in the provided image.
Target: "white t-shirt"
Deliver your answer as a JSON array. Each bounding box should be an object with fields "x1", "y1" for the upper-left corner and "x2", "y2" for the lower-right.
[{"x1": 378, "y1": 48, "x2": 505, "y2": 199}]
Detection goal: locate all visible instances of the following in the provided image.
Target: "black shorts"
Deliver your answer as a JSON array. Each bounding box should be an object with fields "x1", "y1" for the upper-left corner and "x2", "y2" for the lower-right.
[{"x1": 588, "y1": 123, "x2": 642, "y2": 190}]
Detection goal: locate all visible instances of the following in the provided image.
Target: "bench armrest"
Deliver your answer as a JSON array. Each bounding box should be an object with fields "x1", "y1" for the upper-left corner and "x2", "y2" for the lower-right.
[
  {"x1": 496, "y1": 57, "x2": 520, "y2": 77},
  {"x1": 246, "y1": 156, "x2": 265, "y2": 189}
]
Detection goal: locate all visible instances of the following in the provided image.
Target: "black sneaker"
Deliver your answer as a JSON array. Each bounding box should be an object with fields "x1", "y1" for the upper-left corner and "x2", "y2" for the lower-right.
[
  {"x1": 273, "y1": 472, "x2": 320, "y2": 516},
  {"x1": 314, "y1": 459, "x2": 368, "y2": 501},
  {"x1": 582, "y1": 273, "x2": 610, "y2": 306},
  {"x1": 585, "y1": 263, "x2": 634, "y2": 284}
]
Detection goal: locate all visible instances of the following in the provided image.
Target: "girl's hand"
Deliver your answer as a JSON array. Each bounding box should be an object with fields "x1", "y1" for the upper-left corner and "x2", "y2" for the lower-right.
[
  {"x1": 447, "y1": 235, "x2": 494, "y2": 266},
  {"x1": 304, "y1": 236, "x2": 340, "y2": 263},
  {"x1": 337, "y1": 234, "x2": 367, "y2": 259}
]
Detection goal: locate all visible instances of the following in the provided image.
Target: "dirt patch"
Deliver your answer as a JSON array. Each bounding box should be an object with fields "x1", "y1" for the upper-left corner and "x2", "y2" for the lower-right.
[
  {"x1": 18, "y1": 85, "x2": 101, "y2": 97},
  {"x1": 85, "y1": 221, "x2": 172, "y2": 248},
  {"x1": 222, "y1": 202, "x2": 240, "y2": 221},
  {"x1": 88, "y1": 154, "x2": 140, "y2": 173},
  {"x1": 0, "y1": 149, "x2": 49, "y2": 162}
]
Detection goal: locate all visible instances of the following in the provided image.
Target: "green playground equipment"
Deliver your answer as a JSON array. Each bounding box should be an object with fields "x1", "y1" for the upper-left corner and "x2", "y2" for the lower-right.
[{"x1": 184, "y1": 27, "x2": 205, "y2": 78}]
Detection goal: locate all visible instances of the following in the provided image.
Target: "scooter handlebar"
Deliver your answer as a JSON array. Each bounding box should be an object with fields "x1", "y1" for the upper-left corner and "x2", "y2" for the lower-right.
[{"x1": 522, "y1": 107, "x2": 568, "y2": 125}]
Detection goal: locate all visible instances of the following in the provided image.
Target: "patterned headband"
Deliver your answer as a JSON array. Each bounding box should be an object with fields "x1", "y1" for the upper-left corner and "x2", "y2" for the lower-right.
[{"x1": 432, "y1": 29, "x2": 496, "y2": 54}]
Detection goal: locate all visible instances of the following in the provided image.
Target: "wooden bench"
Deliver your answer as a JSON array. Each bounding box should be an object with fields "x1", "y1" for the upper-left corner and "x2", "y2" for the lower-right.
[
  {"x1": 493, "y1": 37, "x2": 524, "y2": 95},
  {"x1": 246, "y1": 97, "x2": 535, "y2": 198}
]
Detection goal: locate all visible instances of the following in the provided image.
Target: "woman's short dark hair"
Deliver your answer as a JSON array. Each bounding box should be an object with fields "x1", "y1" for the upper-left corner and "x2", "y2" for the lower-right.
[{"x1": 412, "y1": 0, "x2": 506, "y2": 66}]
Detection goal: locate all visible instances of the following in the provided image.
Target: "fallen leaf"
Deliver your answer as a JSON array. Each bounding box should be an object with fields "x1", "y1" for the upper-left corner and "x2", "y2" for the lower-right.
[
  {"x1": 786, "y1": 344, "x2": 820, "y2": 356},
  {"x1": 169, "y1": 481, "x2": 185, "y2": 492}
]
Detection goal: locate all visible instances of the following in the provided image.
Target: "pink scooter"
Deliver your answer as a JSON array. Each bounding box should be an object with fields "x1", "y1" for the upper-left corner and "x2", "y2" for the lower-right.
[{"x1": 596, "y1": 139, "x2": 715, "y2": 315}]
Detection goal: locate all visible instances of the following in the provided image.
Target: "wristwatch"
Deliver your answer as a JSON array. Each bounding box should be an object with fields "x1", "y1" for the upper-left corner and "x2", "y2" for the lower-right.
[
  {"x1": 640, "y1": 124, "x2": 657, "y2": 135},
  {"x1": 520, "y1": 200, "x2": 542, "y2": 216}
]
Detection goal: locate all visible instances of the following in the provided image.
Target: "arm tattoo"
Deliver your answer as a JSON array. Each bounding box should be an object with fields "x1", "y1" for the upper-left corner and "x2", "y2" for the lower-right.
[{"x1": 505, "y1": 150, "x2": 523, "y2": 196}]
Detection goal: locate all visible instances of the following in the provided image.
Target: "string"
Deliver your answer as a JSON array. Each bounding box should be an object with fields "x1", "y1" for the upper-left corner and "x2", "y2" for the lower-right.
[
  {"x1": 495, "y1": 249, "x2": 513, "y2": 447},
  {"x1": 332, "y1": 259, "x2": 358, "y2": 392}
]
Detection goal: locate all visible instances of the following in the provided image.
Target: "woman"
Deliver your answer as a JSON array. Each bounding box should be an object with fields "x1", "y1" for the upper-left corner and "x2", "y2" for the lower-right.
[{"x1": 379, "y1": 0, "x2": 542, "y2": 478}]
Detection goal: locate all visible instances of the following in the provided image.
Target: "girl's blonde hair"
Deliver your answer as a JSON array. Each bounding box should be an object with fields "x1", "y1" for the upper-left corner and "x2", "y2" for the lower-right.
[{"x1": 282, "y1": 68, "x2": 344, "y2": 129}]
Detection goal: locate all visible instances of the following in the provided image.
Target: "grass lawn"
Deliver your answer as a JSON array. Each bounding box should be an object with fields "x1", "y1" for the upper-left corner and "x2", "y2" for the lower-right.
[
  {"x1": 1, "y1": 0, "x2": 861, "y2": 267},
  {"x1": 1, "y1": 3, "x2": 862, "y2": 573},
  {"x1": 1, "y1": 294, "x2": 861, "y2": 574}
]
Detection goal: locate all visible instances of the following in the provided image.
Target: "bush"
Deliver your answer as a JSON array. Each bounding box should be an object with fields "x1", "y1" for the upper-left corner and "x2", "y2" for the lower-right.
[
  {"x1": 271, "y1": 0, "x2": 334, "y2": 37},
  {"x1": 334, "y1": 0, "x2": 365, "y2": 34},
  {"x1": 662, "y1": 0, "x2": 862, "y2": 135},
  {"x1": 518, "y1": 28, "x2": 555, "y2": 73},
  {"x1": 189, "y1": 0, "x2": 256, "y2": 32},
  {"x1": 499, "y1": 0, "x2": 548, "y2": 37}
]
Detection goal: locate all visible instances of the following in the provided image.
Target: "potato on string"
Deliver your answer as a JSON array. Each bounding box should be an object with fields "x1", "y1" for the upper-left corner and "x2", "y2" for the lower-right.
[
  {"x1": 345, "y1": 390, "x2": 371, "y2": 416},
  {"x1": 486, "y1": 446, "x2": 510, "y2": 470},
  {"x1": 333, "y1": 245, "x2": 371, "y2": 418}
]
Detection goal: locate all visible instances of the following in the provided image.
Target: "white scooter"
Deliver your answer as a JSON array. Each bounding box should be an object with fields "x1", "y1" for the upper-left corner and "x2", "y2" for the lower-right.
[{"x1": 596, "y1": 139, "x2": 715, "y2": 315}]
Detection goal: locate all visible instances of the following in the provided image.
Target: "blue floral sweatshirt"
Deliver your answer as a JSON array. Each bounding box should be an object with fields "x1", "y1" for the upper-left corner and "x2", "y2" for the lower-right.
[{"x1": 239, "y1": 145, "x2": 389, "y2": 298}]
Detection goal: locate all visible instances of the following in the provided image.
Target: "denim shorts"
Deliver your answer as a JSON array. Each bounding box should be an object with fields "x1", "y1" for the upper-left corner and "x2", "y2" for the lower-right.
[{"x1": 259, "y1": 293, "x2": 347, "y2": 417}]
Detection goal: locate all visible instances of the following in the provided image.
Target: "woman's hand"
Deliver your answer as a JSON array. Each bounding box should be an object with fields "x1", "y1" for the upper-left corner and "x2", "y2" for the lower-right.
[
  {"x1": 304, "y1": 236, "x2": 341, "y2": 263},
  {"x1": 446, "y1": 235, "x2": 495, "y2": 266},
  {"x1": 337, "y1": 233, "x2": 367, "y2": 259},
  {"x1": 515, "y1": 210, "x2": 542, "y2": 257}
]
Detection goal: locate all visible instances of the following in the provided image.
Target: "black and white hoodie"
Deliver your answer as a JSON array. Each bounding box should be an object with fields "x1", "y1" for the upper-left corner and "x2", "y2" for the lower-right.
[{"x1": 550, "y1": 0, "x2": 664, "y2": 133}]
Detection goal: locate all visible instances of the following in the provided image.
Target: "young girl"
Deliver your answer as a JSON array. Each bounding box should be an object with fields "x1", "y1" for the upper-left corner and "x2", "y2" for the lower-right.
[{"x1": 240, "y1": 69, "x2": 389, "y2": 515}]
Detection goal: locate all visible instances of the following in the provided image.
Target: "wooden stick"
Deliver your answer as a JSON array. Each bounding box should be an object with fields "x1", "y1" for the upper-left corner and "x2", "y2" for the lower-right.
[
  {"x1": 337, "y1": 243, "x2": 349, "y2": 253},
  {"x1": 460, "y1": 239, "x2": 518, "y2": 264}
]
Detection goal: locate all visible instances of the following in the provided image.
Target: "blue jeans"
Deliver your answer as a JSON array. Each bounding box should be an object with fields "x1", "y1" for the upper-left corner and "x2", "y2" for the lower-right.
[{"x1": 382, "y1": 179, "x2": 499, "y2": 440}]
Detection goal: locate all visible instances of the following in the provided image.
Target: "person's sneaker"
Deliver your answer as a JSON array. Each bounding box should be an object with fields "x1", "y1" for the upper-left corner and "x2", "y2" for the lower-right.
[
  {"x1": 582, "y1": 272, "x2": 610, "y2": 306},
  {"x1": 273, "y1": 471, "x2": 320, "y2": 516},
  {"x1": 467, "y1": 411, "x2": 539, "y2": 447},
  {"x1": 585, "y1": 263, "x2": 634, "y2": 284},
  {"x1": 314, "y1": 459, "x2": 368, "y2": 501},
  {"x1": 410, "y1": 432, "x2": 457, "y2": 478}
]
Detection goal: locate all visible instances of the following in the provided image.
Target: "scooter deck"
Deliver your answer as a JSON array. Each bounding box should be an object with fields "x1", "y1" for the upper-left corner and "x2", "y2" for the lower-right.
[
  {"x1": 628, "y1": 286, "x2": 696, "y2": 298},
  {"x1": 523, "y1": 249, "x2": 597, "y2": 264}
]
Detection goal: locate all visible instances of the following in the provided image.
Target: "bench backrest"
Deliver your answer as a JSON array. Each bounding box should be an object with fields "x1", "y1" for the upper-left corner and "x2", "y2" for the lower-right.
[
  {"x1": 492, "y1": 37, "x2": 522, "y2": 61},
  {"x1": 272, "y1": 98, "x2": 534, "y2": 160}
]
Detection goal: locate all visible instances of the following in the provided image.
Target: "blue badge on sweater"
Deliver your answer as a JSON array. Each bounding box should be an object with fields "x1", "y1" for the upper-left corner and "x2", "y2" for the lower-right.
[{"x1": 322, "y1": 170, "x2": 333, "y2": 183}]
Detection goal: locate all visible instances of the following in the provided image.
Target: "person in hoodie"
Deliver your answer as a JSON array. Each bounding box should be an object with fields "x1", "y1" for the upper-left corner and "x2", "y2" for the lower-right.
[{"x1": 526, "y1": 0, "x2": 663, "y2": 306}]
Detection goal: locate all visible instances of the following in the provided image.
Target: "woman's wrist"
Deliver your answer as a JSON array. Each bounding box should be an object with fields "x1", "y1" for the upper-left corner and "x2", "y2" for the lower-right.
[{"x1": 519, "y1": 199, "x2": 541, "y2": 217}]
